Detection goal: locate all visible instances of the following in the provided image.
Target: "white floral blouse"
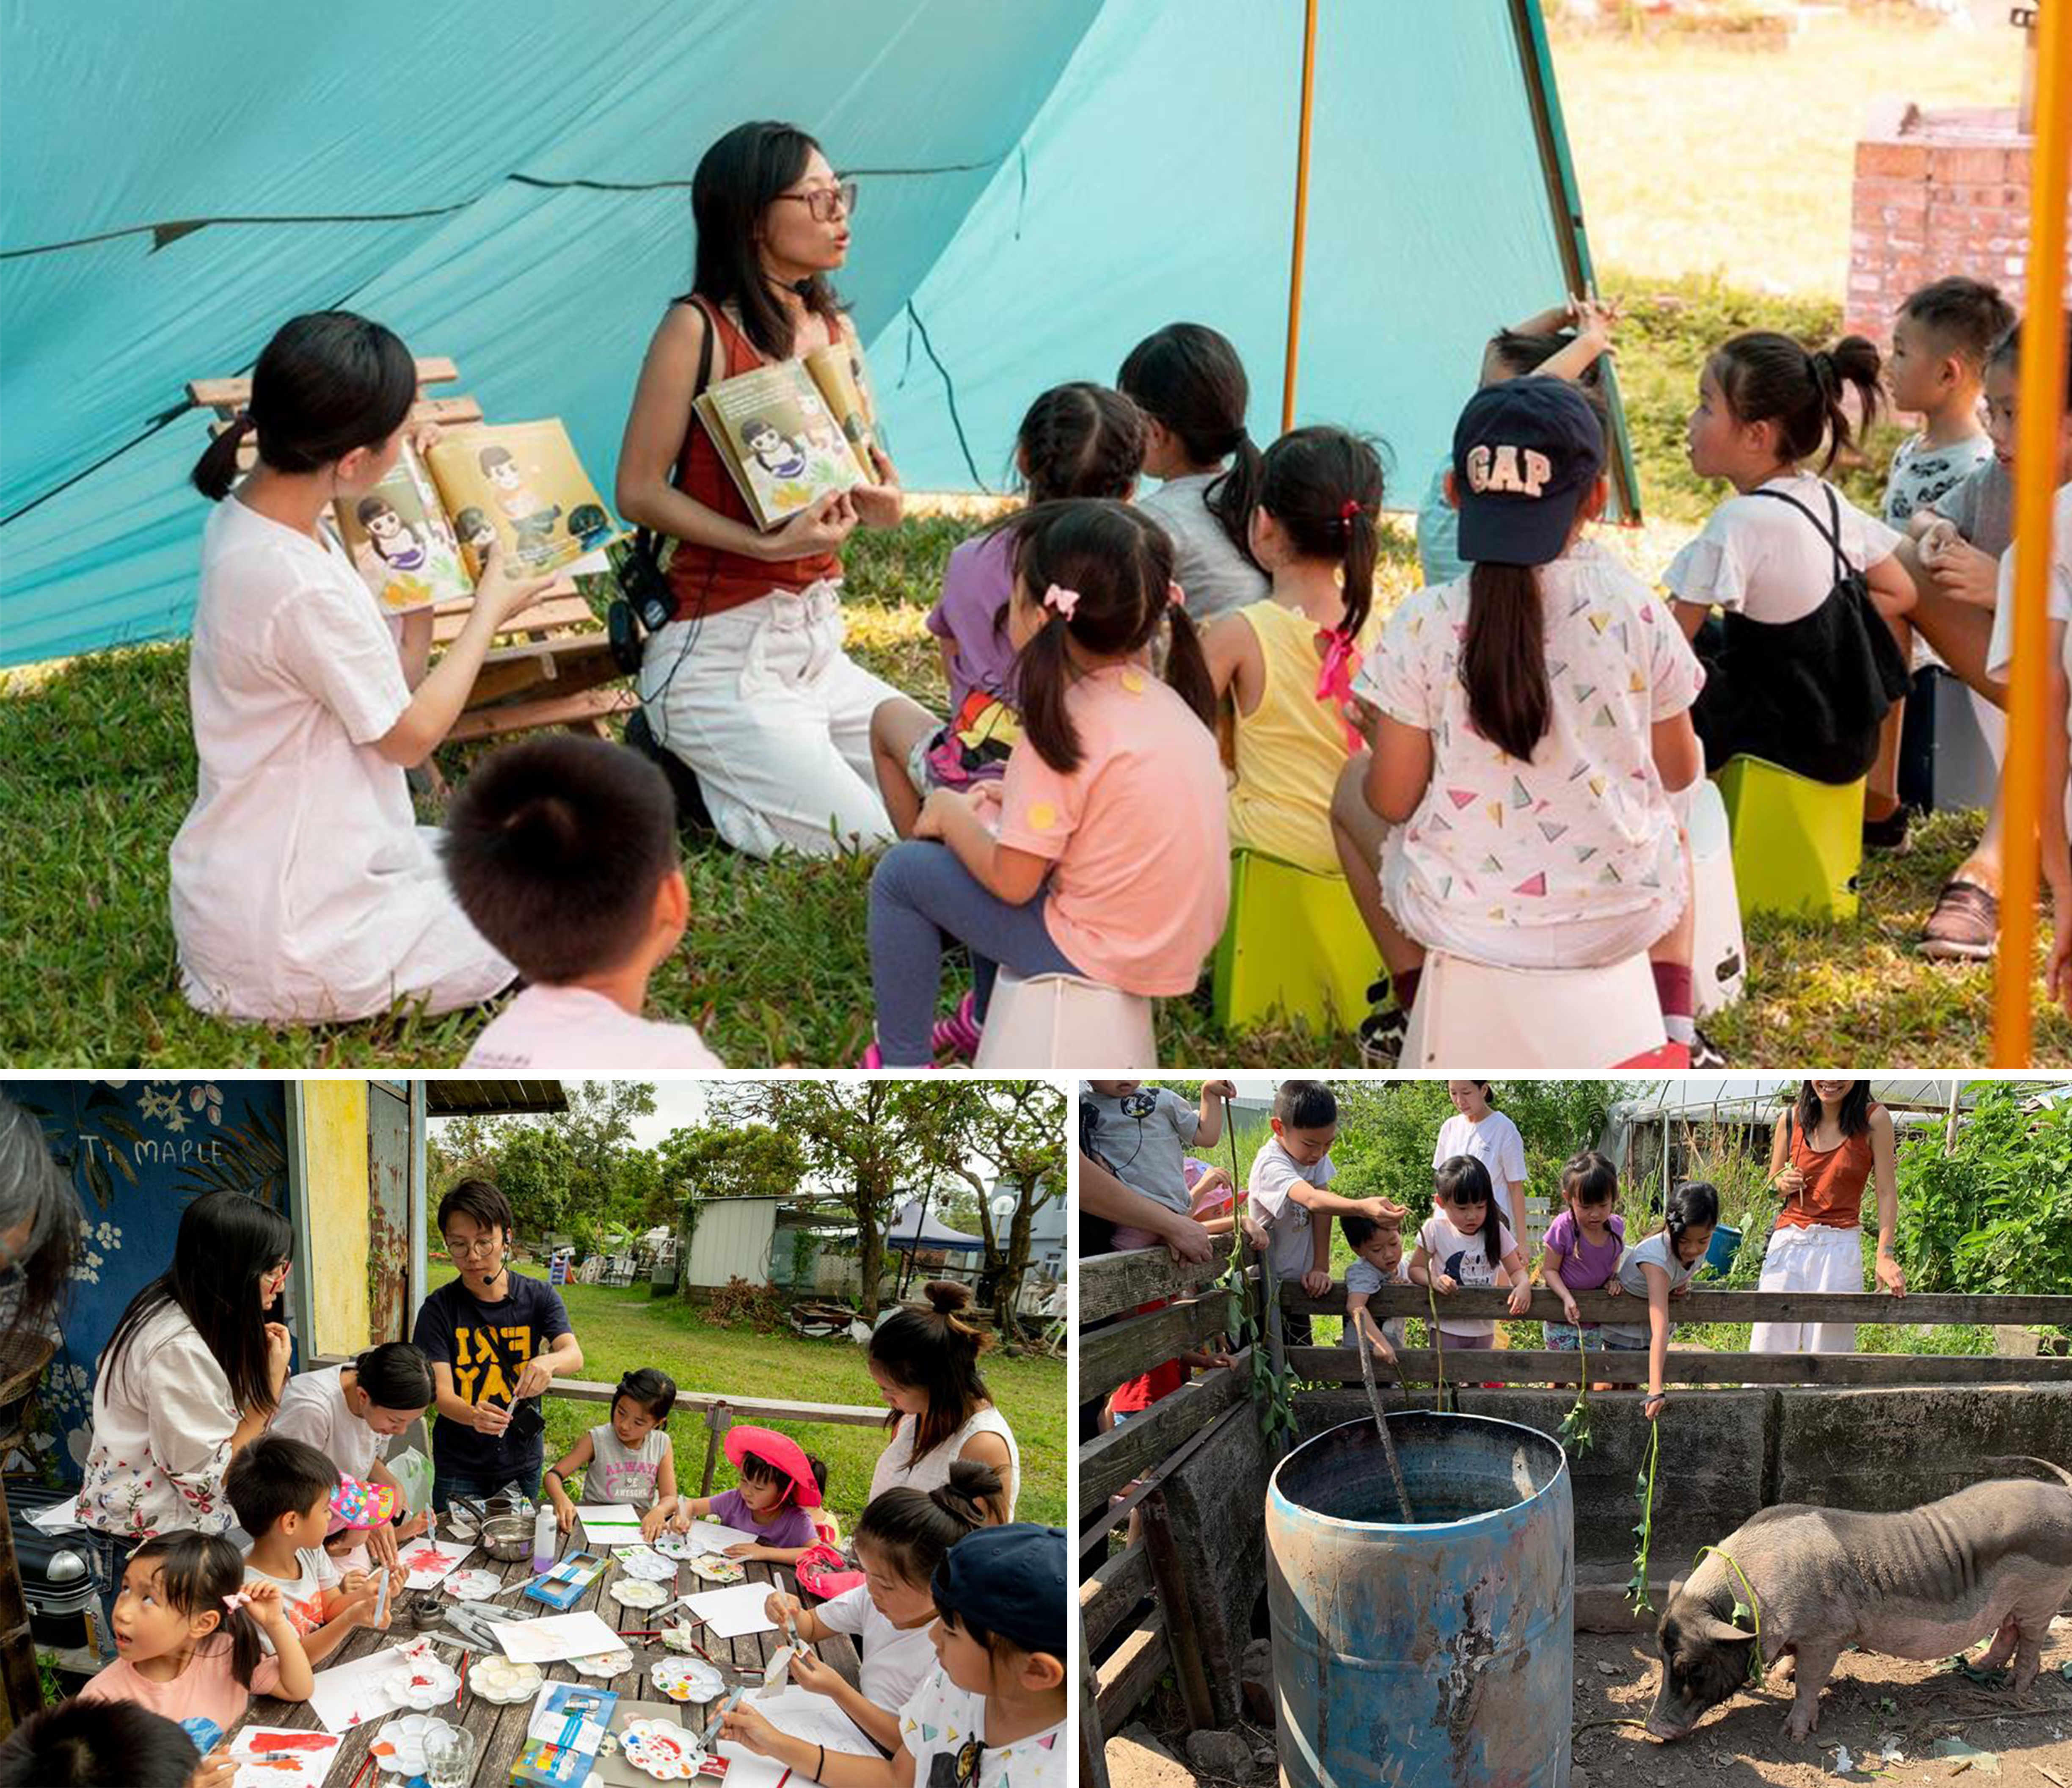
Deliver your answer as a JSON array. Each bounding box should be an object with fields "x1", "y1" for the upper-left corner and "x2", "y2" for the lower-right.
[{"x1": 74, "y1": 1302, "x2": 240, "y2": 1539}]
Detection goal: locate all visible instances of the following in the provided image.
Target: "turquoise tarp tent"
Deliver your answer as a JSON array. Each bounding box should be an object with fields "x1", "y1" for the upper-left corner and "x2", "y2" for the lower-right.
[{"x1": 0, "y1": 0, "x2": 1621, "y2": 668}]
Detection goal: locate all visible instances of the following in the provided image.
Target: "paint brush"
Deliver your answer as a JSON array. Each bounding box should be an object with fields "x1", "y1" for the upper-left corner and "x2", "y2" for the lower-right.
[{"x1": 457, "y1": 1649, "x2": 468, "y2": 1707}]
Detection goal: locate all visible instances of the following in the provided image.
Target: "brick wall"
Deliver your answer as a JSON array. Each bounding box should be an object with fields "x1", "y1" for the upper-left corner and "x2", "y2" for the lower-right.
[{"x1": 1846, "y1": 103, "x2": 2068, "y2": 348}]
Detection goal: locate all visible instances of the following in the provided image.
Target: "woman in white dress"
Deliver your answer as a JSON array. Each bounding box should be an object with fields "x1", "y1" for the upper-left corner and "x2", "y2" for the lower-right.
[
  {"x1": 865, "y1": 1281, "x2": 1018, "y2": 1520},
  {"x1": 170, "y1": 309, "x2": 553, "y2": 1024},
  {"x1": 1433, "y1": 1080, "x2": 1529, "y2": 1242}
]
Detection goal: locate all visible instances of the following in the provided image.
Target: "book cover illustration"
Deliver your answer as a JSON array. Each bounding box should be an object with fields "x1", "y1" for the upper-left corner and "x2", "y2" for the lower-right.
[
  {"x1": 693, "y1": 363, "x2": 865, "y2": 530},
  {"x1": 331, "y1": 442, "x2": 472, "y2": 615},
  {"x1": 424, "y1": 419, "x2": 621, "y2": 580}
]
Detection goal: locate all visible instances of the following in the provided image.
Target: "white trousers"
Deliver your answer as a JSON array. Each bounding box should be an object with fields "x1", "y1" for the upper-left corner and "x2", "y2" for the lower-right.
[
  {"x1": 1749, "y1": 1222, "x2": 1865, "y2": 1355},
  {"x1": 638, "y1": 581, "x2": 901, "y2": 859}
]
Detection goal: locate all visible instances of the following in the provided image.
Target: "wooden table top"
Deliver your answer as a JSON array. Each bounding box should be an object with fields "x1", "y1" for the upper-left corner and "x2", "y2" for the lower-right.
[{"x1": 226, "y1": 1527, "x2": 860, "y2": 1788}]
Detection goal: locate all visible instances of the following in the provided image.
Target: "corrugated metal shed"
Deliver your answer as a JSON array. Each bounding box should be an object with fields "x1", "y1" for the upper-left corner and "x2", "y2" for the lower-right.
[{"x1": 425, "y1": 1079, "x2": 566, "y2": 1116}]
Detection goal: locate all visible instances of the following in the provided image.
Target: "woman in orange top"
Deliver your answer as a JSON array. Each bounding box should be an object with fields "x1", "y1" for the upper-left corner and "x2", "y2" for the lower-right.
[
  {"x1": 1749, "y1": 1078, "x2": 1906, "y2": 1355},
  {"x1": 616, "y1": 121, "x2": 934, "y2": 858}
]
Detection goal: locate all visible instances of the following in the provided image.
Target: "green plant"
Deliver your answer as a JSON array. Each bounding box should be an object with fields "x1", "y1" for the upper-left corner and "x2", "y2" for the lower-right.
[
  {"x1": 1555, "y1": 1330, "x2": 1597, "y2": 1457},
  {"x1": 1628, "y1": 1418, "x2": 1662, "y2": 1614}
]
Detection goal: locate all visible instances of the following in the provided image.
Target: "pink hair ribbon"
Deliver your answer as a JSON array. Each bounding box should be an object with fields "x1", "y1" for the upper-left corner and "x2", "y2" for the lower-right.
[
  {"x1": 1168, "y1": 580, "x2": 1187, "y2": 608},
  {"x1": 1042, "y1": 584, "x2": 1079, "y2": 620},
  {"x1": 223, "y1": 1589, "x2": 254, "y2": 1613},
  {"x1": 1314, "y1": 629, "x2": 1365, "y2": 753}
]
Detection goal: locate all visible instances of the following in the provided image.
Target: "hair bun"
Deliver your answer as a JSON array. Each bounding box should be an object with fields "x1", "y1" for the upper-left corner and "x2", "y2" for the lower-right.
[{"x1": 923, "y1": 1279, "x2": 973, "y2": 1315}]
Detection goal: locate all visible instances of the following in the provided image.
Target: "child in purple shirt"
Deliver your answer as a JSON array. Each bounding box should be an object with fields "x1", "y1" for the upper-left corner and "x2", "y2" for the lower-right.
[
  {"x1": 866, "y1": 381, "x2": 1146, "y2": 840},
  {"x1": 673, "y1": 1425, "x2": 829, "y2": 1564},
  {"x1": 1539, "y1": 1151, "x2": 1627, "y2": 1352}
]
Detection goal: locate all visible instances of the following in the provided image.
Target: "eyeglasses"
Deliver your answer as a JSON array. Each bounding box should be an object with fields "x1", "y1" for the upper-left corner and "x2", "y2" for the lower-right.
[
  {"x1": 444, "y1": 1237, "x2": 500, "y2": 1259},
  {"x1": 772, "y1": 180, "x2": 858, "y2": 225}
]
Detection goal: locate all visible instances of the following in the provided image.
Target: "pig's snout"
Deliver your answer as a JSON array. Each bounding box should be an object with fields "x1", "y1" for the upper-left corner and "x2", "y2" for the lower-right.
[{"x1": 1643, "y1": 1715, "x2": 1690, "y2": 1743}]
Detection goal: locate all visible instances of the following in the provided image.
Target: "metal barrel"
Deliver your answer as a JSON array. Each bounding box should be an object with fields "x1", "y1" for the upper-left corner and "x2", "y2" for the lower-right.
[{"x1": 1266, "y1": 1410, "x2": 1573, "y2": 1788}]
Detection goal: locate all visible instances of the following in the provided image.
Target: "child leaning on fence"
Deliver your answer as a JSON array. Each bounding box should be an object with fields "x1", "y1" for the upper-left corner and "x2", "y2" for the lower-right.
[
  {"x1": 1600, "y1": 1179, "x2": 1719, "y2": 1418},
  {"x1": 1539, "y1": 1149, "x2": 1628, "y2": 1350}
]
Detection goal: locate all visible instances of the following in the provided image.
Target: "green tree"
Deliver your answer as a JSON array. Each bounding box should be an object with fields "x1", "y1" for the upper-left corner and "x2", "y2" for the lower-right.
[
  {"x1": 1896, "y1": 1082, "x2": 2072, "y2": 1300},
  {"x1": 655, "y1": 1123, "x2": 807, "y2": 1221},
  {"x1": 938, "y1": 1082, "x2": 1068, "y2": 1346},
  {"x1": 710, "y1": 1082, "x2": 968, "y2": 1319}
]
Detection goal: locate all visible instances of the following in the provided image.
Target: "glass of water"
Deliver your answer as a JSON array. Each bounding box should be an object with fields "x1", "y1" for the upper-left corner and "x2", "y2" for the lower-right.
[{"x1": 422, "y1": 1722, "x2": 477, "y2": 1788}]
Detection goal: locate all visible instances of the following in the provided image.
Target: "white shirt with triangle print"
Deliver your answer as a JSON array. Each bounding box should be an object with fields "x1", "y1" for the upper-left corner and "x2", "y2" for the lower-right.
[
  {"x1": 1355, "y1": 541, "x2": 1703, "y2": 955},
  {"x1": 898, "y1": 1663, "x2": 1065, "y2": 1788}
]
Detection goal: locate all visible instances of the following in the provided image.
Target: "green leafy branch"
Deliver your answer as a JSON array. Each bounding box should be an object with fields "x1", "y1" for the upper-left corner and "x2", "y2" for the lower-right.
[
  {"x1": 1555, "y1": 1328, "x2": 1596, "y2": 1457},
  {"x1": 1627, "y1": 1417, "x2": 1661, "y2": 1613}
]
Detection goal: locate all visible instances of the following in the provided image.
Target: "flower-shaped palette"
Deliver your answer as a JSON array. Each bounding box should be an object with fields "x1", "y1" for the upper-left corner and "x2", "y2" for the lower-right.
[
  {"x1": 372, "y1": 1714, "x2": 459, "y2": 1775},
  {"x1": 616, "y1": 1547, "x2": 678, "y2": 1582},
  {"x1": 383, "y1": 1656, "x2": 460, "y2": 1711},
  {"x1": 688, "y1": 1555, "x2": 745, "y2": 1584},
  {"x1": 468, "y1": 1655, "x2": 544, "y2": 1705},
  {"x1": 650, "y1": 1529, "x2": 697, "y2": 1561},
  {"x1": 650, "y1": 1656, "x2": 726, "y2": 1704},
  {"x1": 659, "y1": 1620, "x2": 703, "y2": 1654},
  {"x1": 620, "y1": 1719, "x2": 705, "y2": 1781},
  {"x1": 611, "y1": 1576, "x2": 669, "y2": 1609},
  {"x1": 569, "y1": 1647, "x2": 635, "y2": 1677},
  {"x1": 442, "y1": 1567, "x2": 504, "y2": 1601}
]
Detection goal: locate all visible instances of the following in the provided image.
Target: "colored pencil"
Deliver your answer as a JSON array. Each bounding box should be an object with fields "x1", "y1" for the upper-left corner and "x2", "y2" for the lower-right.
[{"x1": 456, "y1": 1649, "x2": 468, "y2": 1706}]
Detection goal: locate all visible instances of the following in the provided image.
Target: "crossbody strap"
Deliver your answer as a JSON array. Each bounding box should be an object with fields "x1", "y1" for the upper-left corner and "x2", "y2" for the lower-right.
[{"x1": 1747, "y1": 483, "x2": 1851, "y2": 588}]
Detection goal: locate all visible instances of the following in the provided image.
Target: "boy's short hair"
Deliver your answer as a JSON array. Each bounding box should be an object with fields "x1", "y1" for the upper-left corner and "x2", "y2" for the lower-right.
[
  {"x1": 225, "y1": 1433, "x2": 339, "y2": 1536},
  {"x1": 1342, "y1": 1211, "x2": 1397, "y2": 1251},
  {"x1": 438, "y1": 1177, "x2": 514, "y2": 1238},
  {"x1": 1901, "y1": 276, "x2": 2018, "y2": 372},
  {"x1": 1274, "y1": 1079, "x2": 1336, "y2": 1130},
  {"x1": 0, "y1": 1698, "x2": 203, "y2": 1788},
  {"x1": 442, "y1": 736, "x2": 679, "y2": 984}
]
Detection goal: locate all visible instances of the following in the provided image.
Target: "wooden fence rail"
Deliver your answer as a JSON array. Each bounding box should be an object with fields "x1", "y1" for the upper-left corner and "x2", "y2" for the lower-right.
[
  {"x1": 1277, "y1": 1286, "x2": 2072, "y2": 1325},
  {"x1": 1284, "y1": 1346, "x2": 2072, "y2": 1388}
]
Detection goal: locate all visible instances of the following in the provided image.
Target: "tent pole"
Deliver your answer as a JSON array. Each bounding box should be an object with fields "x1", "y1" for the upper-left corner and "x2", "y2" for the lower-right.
[
  {"x1": 1279, "y1": 0, "x2": 1320, "y2": 434},
  {"x1": 1991, "y1": 0, "x2": 2071, "y2": 1066}
]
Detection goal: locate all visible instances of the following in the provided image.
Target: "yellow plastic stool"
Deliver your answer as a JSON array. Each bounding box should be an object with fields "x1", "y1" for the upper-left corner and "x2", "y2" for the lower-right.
[
  {"x1": 1714, "y1": 755, "x2": 1864, "y2": 922},
  {"x1": 1211, "y1": 851, "x2": 1381, "y2": 1032}
]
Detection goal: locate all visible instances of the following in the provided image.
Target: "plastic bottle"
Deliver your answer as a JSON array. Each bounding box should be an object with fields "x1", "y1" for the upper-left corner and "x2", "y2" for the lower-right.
[{"x1": 533, "y1": 1507, "x2": 556, "y2": 1574}]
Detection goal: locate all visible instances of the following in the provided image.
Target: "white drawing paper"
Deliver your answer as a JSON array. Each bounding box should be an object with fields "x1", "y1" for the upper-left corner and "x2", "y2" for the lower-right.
[
  {"x1": 397, "y1": 1537, "x2": 477, "y2": 1590},
  {"x1": 576, "y1": 1504, "x2": 646, "y2": 1546},
  {"x1": 753, "y1": 1686, "x2": 879, "y2": 1758},
  {"x1": 683, "y1": 1581, "x2": 779, "y2": 1639},
  {"x1": 228, "y1": 1726, "x2": 344, "y2": 1788},
  {"x1": 485, "y1": 1608, "x2": 626, "y2": 1664},
  {"x1": 306, "y1": 1642, "x2": 419, "y2": 1734}
]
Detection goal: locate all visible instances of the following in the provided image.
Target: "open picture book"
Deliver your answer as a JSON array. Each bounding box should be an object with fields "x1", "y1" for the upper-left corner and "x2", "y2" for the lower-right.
[
  {"x1": 694, "y1": 339, "x2": 883, "y2": 531},
  {"x1": 331, "y1": 418, "x2": 620, "y2": 614}
]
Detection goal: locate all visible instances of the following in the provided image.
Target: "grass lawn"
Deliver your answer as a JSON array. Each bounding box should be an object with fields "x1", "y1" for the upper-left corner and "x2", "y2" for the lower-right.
[
  {"x1": 1548, "y1": 8, "x2": 2025, "y2": 300},
  {"x1": 422, "y1": 1258, "x2": 1066, "y2": 1531}
]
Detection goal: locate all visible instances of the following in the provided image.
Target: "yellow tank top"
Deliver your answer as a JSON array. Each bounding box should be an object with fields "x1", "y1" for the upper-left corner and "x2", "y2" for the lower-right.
[{"x1": 1226, "y1": 598, "x2": 1382, "y2": 873}]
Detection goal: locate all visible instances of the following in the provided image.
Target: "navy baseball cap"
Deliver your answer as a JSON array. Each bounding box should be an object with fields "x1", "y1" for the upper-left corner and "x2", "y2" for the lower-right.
[
  {"x1": 931, "y1": 1523, "x2": 1067, "y2": 1657},
  {"x1": 1451, "y1": 377, "x2": 1607, "y2": 568}
]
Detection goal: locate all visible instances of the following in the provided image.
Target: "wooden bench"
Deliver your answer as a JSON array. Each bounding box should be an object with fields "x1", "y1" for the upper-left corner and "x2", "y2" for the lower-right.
[{"x1": 186, "y1": 356, "x2": 636, "y2": 762}]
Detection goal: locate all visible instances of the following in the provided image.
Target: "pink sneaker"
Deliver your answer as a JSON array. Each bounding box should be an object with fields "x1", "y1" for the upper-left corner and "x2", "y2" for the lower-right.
[
  {"x1": 930, "y1": 992, "x2": 983, "y2": 1061},
  {"x1": 857, "y1": 1041, "x2": 942, "y2": 1071}
]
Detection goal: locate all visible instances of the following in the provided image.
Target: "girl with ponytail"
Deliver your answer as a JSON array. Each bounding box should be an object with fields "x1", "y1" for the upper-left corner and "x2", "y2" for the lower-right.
[
  {"x1": 1335, "y1": 379, "x2": 1707, "y2": 1066},
  {"x1": 1119, "y1": 322, "x2": 1271, "y2": 619},
  {"x1": 862, "y1": 501, "x2": 1228, "y2": 1065},
  {"x1": 866, "y1": 1280, "x2": 1020, "y2": 1514},
  {"x1": 79, "y1": 1531, "x2": 313, "y2": 1749},
  {"x1": 172, "y1": 309, "x2": 553, "y2": 1026},
  {"x1": 1203, "y1": 425, "x2": 1387, "y2": 875},
  {"x1": 760, "y1": 1460, "x2": 1002, "y2": 1748},
  {"x1": 1665, "y1": 328, "x2": 1916, "y2": 786}
]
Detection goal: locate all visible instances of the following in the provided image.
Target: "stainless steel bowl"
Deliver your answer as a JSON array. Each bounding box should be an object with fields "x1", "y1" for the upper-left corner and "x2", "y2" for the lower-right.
[{"x1": 479, "y1": 1514, "x2": 535, "y2": 1561}]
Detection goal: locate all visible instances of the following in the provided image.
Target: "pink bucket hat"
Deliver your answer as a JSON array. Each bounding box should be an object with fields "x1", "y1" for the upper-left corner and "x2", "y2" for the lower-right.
[{"x1": 724, "y1": 1426, "x2": 823, "y2": 1509}]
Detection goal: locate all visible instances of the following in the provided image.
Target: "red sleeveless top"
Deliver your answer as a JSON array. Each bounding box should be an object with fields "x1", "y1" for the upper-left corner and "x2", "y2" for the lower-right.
[
  {"x1": 665, "y1": 299, "x2": 843, "y2": 617},
  {"x1": 1774, "y1": 1103, "x2": 1879, "y2": 1231}
]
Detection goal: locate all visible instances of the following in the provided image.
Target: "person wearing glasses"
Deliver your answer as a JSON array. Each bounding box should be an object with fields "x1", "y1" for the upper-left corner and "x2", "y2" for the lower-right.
[
  {"x1": 74, "y1": 1190, "x2": 296, "y2": 1645},
  {"x1": 616, "y1": 119, "x2": 934, "y2": 858},
  {"x1": 411, "y1": 1179, "x2": 584, "y2": 1511}
]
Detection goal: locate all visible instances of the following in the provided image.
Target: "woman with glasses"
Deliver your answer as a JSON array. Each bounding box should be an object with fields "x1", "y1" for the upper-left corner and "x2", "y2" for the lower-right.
[
  {"x1": 616, "y1": 119, "x2": 934, "y2": 858},
  {"x1": 74, "y1": 1189, "x2": 296, "y2": 1634},
  {"x1": 411, "y1": 1179, "x2": 583, "y2": 1510}
]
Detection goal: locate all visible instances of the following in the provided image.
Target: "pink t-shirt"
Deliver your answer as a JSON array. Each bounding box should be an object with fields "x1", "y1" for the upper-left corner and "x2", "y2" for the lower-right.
[
  {"x1": 996, "y1": 663, "x2": 1228, "y2": 994},
  {"x1": 80, "y1": 1638, "x2": 283, "y2": 1757},
  {"x1": 462, "y1": 983, "x2": 722, "y2": 1070}
]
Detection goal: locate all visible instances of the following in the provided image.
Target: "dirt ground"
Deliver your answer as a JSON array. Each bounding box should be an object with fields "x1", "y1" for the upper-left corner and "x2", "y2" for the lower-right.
[{"x1": 1573, "y1": 1623, "x2": 2072, "y2": 1786}]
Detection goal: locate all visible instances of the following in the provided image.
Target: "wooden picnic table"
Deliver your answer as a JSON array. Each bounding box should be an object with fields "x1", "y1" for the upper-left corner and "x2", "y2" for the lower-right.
[{"x1": 226, "y1": 1524, "x2": 861, "y2": 1787}]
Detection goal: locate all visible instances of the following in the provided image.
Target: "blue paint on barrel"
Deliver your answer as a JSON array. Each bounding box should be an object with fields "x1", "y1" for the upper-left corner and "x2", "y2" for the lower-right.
[
  {"x1": 1266, "y1": 1411, "x2": 1573, "y2": 1788},
  {"x1": 1702, "y1": 1223, "x2": 1743, "y2": 1280}
]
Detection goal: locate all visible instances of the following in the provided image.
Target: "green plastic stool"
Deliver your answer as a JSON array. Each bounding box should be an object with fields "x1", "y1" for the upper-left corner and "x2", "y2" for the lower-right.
[
  {"x1": 1211, "y1": 851, "x2": 1381, "y2": 1032},
  {"x1": 1714, "y1": 755, "x2": 1865, "y2": 922}
]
